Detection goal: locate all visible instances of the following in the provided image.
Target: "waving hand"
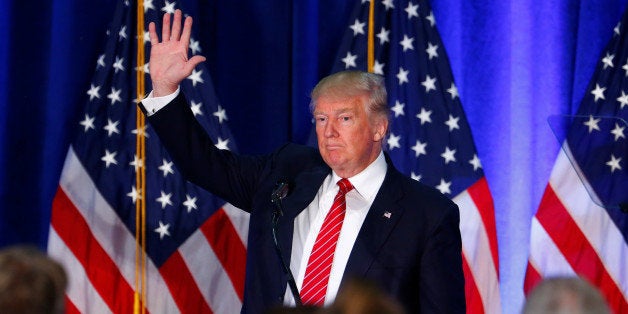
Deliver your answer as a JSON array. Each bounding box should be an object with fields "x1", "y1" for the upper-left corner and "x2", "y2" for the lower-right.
[{"x1": 148, "y1": 9, "x2": 206, "y2": 97}]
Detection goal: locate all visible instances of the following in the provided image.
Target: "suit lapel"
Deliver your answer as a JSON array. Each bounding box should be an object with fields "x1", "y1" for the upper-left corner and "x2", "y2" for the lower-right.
[
  {"x1": 343, "y1": 166, "x2": 406, "y2": 278},
  {"x1": 274, "y1": 166, "x2": 330, "y2": 260}
]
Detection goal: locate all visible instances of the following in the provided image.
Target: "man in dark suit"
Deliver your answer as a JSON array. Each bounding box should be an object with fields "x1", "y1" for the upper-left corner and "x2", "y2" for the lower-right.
[{"x1": 141, "y1": 10, "x2": 465, "y2": 313}]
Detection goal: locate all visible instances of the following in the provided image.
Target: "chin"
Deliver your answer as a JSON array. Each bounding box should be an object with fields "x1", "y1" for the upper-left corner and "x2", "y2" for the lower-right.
[{"x1": 324, "y1": 156, "x2": 348, "y2": 171}]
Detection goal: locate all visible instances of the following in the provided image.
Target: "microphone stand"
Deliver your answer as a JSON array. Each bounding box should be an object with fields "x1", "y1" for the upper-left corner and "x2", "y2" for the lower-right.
[{"x1": 271, "y1": 183, "x2": 303, "y2": 306}]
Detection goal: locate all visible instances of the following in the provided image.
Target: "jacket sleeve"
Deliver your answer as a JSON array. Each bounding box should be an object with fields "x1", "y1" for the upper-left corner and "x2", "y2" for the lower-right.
[{"x1": 144, "y1": 92, "x2": 266, "y2": 211}]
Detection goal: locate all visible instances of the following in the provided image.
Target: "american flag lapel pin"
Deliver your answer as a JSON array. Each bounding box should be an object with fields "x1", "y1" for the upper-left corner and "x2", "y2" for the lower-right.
[{"x1": 383, "y1": 211, "x2": 392, "y2": 219}]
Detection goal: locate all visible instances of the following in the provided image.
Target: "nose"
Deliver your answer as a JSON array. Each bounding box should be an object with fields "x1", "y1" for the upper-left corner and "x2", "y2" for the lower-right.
[{"x1": 324, "y1": 119, "x2": 338, "y2": 138}]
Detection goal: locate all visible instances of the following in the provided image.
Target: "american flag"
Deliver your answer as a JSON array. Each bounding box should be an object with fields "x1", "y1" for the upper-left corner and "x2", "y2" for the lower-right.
[
  {"x1": 524, "y1": 7, "x2": 628, "y2": 313},
  {"x1": 47, "y1": 1, "x2": 249, "y2": 312},
  {"x1": 327, "y1": 0, "x2": 501, "y2": 312}
]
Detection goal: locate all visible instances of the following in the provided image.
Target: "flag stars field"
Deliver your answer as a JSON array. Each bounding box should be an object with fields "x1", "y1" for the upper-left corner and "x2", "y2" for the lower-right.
[
  {"x1": 411, "y1": 140, "x2": 427, "y2": 157},
  {"x1": 400, "y1": 34, "x2": 415, "y2": 51},
  {"x1": 131, "y1": 125, "x2": 150, "y2": 138},
  {"x1": 161, "y1": 0, "x2": 176, "y2": 14},
  {"x1": 342, "y1": 52, "x2": 358, "y2": 68},
  {"x1": 373, "y1": 60, "x2": 385, "y2": 75},
  {"x1": 421, "y1": 74, "x2": 437, "y2": 92},
  {"x1": 183, "y1": 194, "x2": 198, "y2": 213},
  {"x1": 396, "y1": 67, "x2": 409, "y2": 84},
  {"x1": 190, "y1": 100, "x2": 203, "y2": 116},
  {"x1": 616, "y1": 91, "x2": 628, "y2": 108},
  {"x1": 416, "y1": 107, "x2": 432, "y2": 124},
  {"x1": 591, "y1": 84, "x2": 606, "y2": 102},
  {"x1": 213, "y1": 105, "x2": 228, "y2": 123},
  {"x1": 387, "y1": 133, "x2": 401, "y2": 150},
  {"x1": 104, "y1": 119, "x2": 120, "y2": 136},
  {"x1": 129, "y1": 155, "x2": 143, "y2": 171},
  {"x1": 154, "y1": 221, "x2": 170, "y2": 239},
  {"x1": 187, "y1": 69, "x2": 204, "y2": 86},
  {"x1": 350, "y1": 19, "x2": 366, "y2": 36},
  {"x1": 101, "y1": 149, "x2": 118, "y2": 168},
  {"x1": 96, "y1": 54, "x2": 106, "y2": 68},
  {"x1": 80, "y1": 114, "x2": 95, "y2": 132},
  {"x1": 127, "y1": 186, "x2": 141, "y2": 204},
  {"x1": 377, "y1": 27, "x2": 390, "y2": 44},
  {"x1": 87, "y1": 84, "x2": 101, "y2": 100},
  {"x1": 606, "y1": 154, "x2": 623, "y2": 173},
  {"x1": 426, "y1": 42, "x2": 438, "y2": 59},
  {"x1": 143, "y1": 0, "x2": 156, "y2": 12},
  {"x1": 391, "y1": 101, "x2": 405, "y2": 117},
  {"x1": 435, "y1": 179, "x2": 451, "y2": 195},
  {"x1": 405, "y1": 2, "x2": 419, "y2": 19},
  {"x1": 602, "y1": 53, "x2": 615, "y2": 68},
  {"x1": 611, "y1": 123, "x2": 625, "y2": 140},
  {"x1": 107, "y1": 87, "x2": 122, "y2": 105},
  {"x1": 113, "y1": 56, "x2": 125, "y2": 73},
  {"x1": 189, "y1": 38, "x2": 201, "y2": 54},
  {"x1": 584, "y1": 115, "x2": 601, "y2": 133},
  {"x1": 118, "y1": 26, "x2": 127, "y2": 41},
  {"x1": 156, "y1": 191, "x2": 173, "y2": 209},
  {"x1": 158, "y1": 159, "x2": 175, "y2": 177},
  {"x1": 445, "y1": 114, "x2": 460, "y2": 131},
  {"x1": 469, "y1": 154, "x2": 482, "y2": 171},
  {"x1": 215, "y1": 137, "x2": 230, "y2": 150},
  {"x1": 447, "y1": 83, "x2": 458, "y2": 99}
]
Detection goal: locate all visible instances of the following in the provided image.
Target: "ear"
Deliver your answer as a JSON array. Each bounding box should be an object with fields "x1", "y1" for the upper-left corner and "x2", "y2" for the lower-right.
[{"x1": 372, "y1": 117, "x2": 388, "y2": 142}]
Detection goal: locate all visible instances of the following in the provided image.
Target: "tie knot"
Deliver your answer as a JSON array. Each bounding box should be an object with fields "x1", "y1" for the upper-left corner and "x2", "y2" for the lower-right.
[{"x1": 337, "y1": 178, "x2": 354, "y2": 195}]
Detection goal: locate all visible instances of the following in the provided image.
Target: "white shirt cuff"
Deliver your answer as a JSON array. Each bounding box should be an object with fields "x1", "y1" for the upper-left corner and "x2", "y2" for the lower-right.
[{"x1": 141, "y1": 87, "x2": 180, "y2": 116}]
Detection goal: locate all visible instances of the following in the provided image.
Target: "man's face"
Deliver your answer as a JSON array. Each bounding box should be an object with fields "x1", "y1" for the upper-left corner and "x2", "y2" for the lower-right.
[{"x1": 314, "y1": 95, "x2": 386, "y2": 178}]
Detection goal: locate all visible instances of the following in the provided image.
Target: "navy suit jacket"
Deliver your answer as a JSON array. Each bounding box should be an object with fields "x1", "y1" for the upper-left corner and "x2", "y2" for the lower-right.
[{"x1": 145, "y1": 93, "x2": 465, "y2": 313}]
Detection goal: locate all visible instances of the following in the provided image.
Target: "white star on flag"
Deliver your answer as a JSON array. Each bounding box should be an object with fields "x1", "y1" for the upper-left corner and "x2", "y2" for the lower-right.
[{"x1": 154, "y1": 221, "x2": 170, "y2": 239}]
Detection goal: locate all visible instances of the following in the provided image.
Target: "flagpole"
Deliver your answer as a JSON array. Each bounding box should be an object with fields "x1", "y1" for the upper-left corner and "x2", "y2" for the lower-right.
[
  {"x1": 134, "y1": 0, "x2": 147, "y2": 313},
  {"x1": 367, "y1": 0, "x2": 375, "y2": 72}
]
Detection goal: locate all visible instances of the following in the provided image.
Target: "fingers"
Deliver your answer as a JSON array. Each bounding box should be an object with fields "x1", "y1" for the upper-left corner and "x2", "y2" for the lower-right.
[
  {"x1": 180, "y1": 16, "x2": 194, "y2": 47},
  {"x1": 148, "y1": 22, "x2": 159, "y2": 45},
  {"x1": 187, "y1": 55, "x2": 207, "y2": 70},
  {"x1": 171, "y1": 10, "x2": 183, "y2": 41},
  {"x1": 162, "y1": 11, "x2": 171, "y2": 42},
  {"x1": 155, "y1": 10, "x2": 189, "y2": 44}
]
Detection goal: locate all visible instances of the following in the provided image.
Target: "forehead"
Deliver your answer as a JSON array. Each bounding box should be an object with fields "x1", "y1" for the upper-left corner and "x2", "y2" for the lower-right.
[{"x1": 313, "y1": 95, "x2": 365, "y2": 115}]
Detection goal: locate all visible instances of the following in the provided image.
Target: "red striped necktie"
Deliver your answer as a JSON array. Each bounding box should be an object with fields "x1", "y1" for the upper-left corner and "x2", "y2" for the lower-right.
[{"x1": 300, "y1": 178, "x2": 353, "y2": 306}]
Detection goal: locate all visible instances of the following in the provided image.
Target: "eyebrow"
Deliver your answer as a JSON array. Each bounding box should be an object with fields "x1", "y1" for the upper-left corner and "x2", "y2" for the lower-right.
[{"x1": 313, "y1": 107, "x2": 355, "y2": 116}]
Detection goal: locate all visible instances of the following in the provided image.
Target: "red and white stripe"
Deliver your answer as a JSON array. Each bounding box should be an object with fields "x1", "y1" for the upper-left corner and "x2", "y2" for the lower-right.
[
  {"x1": 47, "y1": 147, "x2": 249, "y2": 313},
  {"x1": 454, "y1": 177, "x2": 502, "y2": 314},
  {"x1": 525, "y1": 143, "x2": 628, "y2": 313}
]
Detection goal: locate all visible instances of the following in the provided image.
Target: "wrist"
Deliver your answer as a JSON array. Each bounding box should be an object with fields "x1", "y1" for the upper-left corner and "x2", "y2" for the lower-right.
[{"x1": 152, "y1": 81, "x2": 179, "y2": 97}]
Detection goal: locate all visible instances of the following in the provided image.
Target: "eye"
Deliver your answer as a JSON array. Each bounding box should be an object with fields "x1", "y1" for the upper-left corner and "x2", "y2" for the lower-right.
[
  {"x1": 339, "y1": 115, "x2": 353, "y2": 123},
  {"x1": 315, "y1": 116, "x2": 328, "y2": 125}
]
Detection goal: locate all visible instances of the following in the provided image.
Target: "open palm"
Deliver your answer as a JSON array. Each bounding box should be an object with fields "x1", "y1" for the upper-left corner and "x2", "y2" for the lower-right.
[{"x1": 148, "y1": 9, "x2": 206, "y2": 97}]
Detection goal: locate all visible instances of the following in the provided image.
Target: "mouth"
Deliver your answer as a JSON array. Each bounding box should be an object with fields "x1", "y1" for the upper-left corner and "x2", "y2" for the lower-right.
[{"x1": 324, "y1": 143, "x2": 343, "y2": 150}]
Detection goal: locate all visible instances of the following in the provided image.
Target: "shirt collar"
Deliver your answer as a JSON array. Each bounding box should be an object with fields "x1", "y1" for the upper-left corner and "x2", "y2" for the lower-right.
[{"x1": 331, "y1": 151, "x2": 387, "y2": 203}]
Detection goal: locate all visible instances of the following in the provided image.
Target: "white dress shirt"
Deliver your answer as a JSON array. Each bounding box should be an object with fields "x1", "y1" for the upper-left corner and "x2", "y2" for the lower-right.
[
  {"x1": 140, "y1": 88, "x2": 180, "y2": 115},
  {"x1": 284, "y1": 152, "x2": 387, "y2": 306}
]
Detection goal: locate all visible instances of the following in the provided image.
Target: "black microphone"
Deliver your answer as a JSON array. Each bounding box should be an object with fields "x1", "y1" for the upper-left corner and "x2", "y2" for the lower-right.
[
  {"x1": 271, "y1": 181, "x2": 290, "y2": 214},
  {"x1": 270, "y1": 181, "x2": 303, "y2": 306}
]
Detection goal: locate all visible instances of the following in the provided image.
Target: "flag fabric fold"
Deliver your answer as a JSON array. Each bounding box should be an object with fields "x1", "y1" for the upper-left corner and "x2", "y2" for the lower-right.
[
  {"x1": 47, "y1": 1, "x2": 249, "y2": 313},
  {"x1": 524, "y1": 7, "x2": 628, "y2": 313},
  {"x1": 327, "y1": 1, "x2": 501, "y2": 313}
]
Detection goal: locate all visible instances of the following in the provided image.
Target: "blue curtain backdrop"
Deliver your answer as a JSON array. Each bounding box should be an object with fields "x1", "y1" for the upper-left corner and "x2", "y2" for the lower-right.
[{"x1": 0, "y1": 0, "x2": 626, "y2": 312}]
